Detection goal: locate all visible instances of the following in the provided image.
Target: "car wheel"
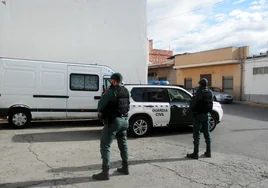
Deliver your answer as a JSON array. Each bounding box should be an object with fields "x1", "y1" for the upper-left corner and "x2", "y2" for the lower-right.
[
  {"x1": 209, "y1": 113, "x2": 217, "y2": 132},
  {"x1": 129, "y1": 116, "x2": 151, "y2": 138},
  {"x1": 8, "y1": 108, "x2": 31, "y2": 129}
]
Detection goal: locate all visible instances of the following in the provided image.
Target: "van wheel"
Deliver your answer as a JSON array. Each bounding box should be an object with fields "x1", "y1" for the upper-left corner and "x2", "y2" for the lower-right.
[
  {"x1": 129, "y1": 116, "x2": 151, "y2": 138},
  {"x1": 8, "y1": 109, "x2": 31, "y2": 129}
]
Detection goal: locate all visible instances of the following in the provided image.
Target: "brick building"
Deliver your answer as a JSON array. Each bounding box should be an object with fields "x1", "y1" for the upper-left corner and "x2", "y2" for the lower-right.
[{"x1": 149, "y1": 39, "x2": 173, "y2": 64}]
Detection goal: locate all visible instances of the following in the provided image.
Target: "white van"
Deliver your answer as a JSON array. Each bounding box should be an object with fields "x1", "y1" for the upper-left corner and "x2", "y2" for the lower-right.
[{"x1": 0, "y1": 57, "x2": 114, "y2": 128}]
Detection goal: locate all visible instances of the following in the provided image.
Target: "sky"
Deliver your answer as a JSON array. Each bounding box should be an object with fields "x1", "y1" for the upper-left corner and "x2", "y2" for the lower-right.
[{"x1": 147, "y1": 0, "x2": 268, "y2": 56}]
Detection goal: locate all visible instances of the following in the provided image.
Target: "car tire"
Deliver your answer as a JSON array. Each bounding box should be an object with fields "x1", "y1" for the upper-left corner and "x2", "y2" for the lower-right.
[
  {"x1": 8, "y1": 108, "x2": 31, "y2": 129},
  {"x1": 129, "y1": 116, "x2": 151, "y2": 138},
  {"x1": 209, "y1": 113, "x2": 217, "y2": 132}
]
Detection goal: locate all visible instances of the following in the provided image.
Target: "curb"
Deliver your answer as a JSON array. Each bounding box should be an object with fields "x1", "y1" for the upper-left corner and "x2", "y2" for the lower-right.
[
  {"x1": 247, "y1": 103, "x2": 268, "y2": 108},
  {"x1": 233, "y1": 101, "x2": 268, "y2": 108}
]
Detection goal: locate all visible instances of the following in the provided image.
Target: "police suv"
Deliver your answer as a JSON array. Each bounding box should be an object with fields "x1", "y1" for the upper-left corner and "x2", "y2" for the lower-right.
[{"x1": 125, "y1": 84, "x2": 223, "y2": 137}]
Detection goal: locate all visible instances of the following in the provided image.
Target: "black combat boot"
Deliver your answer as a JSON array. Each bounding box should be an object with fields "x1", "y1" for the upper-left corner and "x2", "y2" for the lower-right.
[
  {"x1": 186, "y1": 146, "x2": 199, "y2": 160},
  {"x1": 204, "y1": 145, "x2": 211, "y2": 158},
  {"x1": 92, "y1": 166, "x2": 110, "y2": 181},
  {"x1": 117, "y1": 162, "x2": 129, "y2": 175}
]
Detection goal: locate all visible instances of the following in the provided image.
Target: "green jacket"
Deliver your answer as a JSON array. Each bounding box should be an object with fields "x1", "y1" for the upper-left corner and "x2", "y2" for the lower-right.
[{"x1": 98, "y1": 87, "x2": 116, "y2": 113}]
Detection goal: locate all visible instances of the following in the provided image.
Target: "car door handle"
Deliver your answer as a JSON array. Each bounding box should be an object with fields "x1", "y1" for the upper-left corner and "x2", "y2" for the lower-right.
[
  {"x1": 144, "y1": 105, "x2": 154, "y2": 108},
  {"x1": 94, "y1": 96, "x2": 101, "y2": 100}
]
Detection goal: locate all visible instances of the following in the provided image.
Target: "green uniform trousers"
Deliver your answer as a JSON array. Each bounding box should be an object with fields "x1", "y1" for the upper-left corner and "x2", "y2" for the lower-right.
[
  {"x1": 193, "y1": 113, "x2": 211, "y2": 149},
  {"x1": 100, "y1": 117, "x2": 129, "y2": 168}
]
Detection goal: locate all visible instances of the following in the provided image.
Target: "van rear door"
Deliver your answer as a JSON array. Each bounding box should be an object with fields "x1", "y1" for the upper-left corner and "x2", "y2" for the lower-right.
[{"x1": 67, "y1": 65, "x2": 102, "y2": 118}]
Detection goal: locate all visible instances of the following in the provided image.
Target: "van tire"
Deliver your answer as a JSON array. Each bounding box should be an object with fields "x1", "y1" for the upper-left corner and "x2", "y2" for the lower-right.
[
  {"x1": 8, "y1": 108, "x2": 31, "y2": 129},
  {"x1": 129, "y1": 116, "x2": 151, "y2": 138}
]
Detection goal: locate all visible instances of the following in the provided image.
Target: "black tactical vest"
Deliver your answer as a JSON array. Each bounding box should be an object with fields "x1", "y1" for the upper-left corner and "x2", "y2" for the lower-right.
[
  {"x1": 198, "y1": 88, "x2": 213, "y2": 113},
  {"x1": 106, "y1": 86, "x2": 130, "y2": 119}
]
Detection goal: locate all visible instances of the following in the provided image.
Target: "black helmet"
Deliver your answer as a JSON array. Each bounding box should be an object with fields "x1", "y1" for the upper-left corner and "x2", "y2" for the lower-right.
[
  {"x1": 110, "y1": 73, "x2": 123, "y2": 83},
  {"x1": 198, "y1": 78, "x2": 208, "y2": 87}
]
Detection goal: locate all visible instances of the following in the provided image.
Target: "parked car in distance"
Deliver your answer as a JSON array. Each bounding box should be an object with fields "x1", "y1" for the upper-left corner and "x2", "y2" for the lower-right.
[
  {"x1": 210, "y1": 87, "x2": 233, "y2": 103},
  {"x1": 187, "y1": 86, "x2": 233, "y2": 104}
]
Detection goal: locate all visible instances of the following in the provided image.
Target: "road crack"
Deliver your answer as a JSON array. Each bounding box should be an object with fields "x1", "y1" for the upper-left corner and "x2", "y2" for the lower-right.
[
  {"x1": 150, "y1": 163, "x2": 222, "y2": 188},
  {"x1": 23, "y1": 135, "x2": 60, "y2": 188},
  {"x1": 26, "y1": 135, "x2": 54, "y2": 170},
  {"x1": 23, "y1": 135, "x2": 81, "y2": 188}
]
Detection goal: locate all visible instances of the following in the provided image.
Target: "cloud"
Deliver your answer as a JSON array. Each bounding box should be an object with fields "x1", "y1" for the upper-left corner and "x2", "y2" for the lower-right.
[
  {"x1": 229, "y1": 10, "x2": 263, "y2": 21},
  {"x1": 233, "y1": 0, "x2": 246, "y2": 5},
  {"x1": 251, "y1": 1, "x2": 259, "y2": 4},
  {"x1": 250, "y1": 5, "x2": 264, "y2": 10},
  {"x1": 215, "y1": 13, "x2": 227, "y2": 22},
  {"x1": 148, "y1": 0, "x2": 268, "y2": 55},
  {"x1": 249, "y1": 0, "x2": 267, "y2": 9}
]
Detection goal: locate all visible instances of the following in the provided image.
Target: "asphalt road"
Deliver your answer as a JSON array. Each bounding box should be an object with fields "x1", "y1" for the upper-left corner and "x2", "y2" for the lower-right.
[
  {"x1": 1, "y1": 103, "x2": 267, "y2": 162},
  {"x1": 150, "y1": 103, "x2": 268, "y2": 161},
  {"x1": 1, "y1": 103, "x2": 268, "y2": 187}
]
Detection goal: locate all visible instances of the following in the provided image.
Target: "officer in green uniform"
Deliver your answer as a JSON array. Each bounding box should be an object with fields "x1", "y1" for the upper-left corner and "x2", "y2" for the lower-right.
[
  {"x1": 187, "y1": 78, "x2": 213, "y2": 160},
  {"x1": 92, "y1": 73, "x2": 130, "y2": 181}
]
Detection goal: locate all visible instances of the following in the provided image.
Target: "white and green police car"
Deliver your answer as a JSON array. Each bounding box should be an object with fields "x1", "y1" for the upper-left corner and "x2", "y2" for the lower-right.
[{"x1": 125, "y1": 84, "x2": 223, "y2": 137}]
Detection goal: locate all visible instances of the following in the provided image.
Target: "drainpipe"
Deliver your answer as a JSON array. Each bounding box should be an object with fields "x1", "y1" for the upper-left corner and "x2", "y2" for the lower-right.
[
  {"x1": 239, "y1": 47, "x2": 246, "y2": 101},
  {"x1": 240, "y1": 60, "x2": 243, "y2": 101}
]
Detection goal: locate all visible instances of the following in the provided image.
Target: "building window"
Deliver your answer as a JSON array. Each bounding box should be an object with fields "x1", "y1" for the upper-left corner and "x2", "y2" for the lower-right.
[
  {"x1": 253, "y1": 67, "x2": 268, "y2": 75},
  {"x1": 184, "y1": 78, "x2": 192, "y2": 89},
  {"x1": 158, "y1": 77, "x2": 167, "y2": 81},
  {"x1": 148, "y1": 72, "x2": 157, "y2": 81},
  {"x1": 70, "y1": 74, "x2": 99, "y2": 91},
  {"x1": 148, "y1": 72, "x2": 156, "y2": 77},
  {"x1": 222, "y1": 76, "x2": 233, "y2": 91}
]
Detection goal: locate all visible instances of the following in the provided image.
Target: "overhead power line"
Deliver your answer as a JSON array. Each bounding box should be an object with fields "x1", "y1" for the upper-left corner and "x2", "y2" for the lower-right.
[{"x1": 148, "y1": 0, "x2": 227, "y2": 23}]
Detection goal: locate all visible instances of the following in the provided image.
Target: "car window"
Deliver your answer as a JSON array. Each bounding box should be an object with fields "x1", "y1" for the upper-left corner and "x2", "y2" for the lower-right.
[
  {"x1": 210, "y1": 87, "x2": 222, "y2": 92},
  {"x1": 168, "y1": 88, "x2": 191, "y2": 102},
  {"x1": 131, "y1": 88, "x2": 147, "y2": 102},
  {"x1": 147, "y1": 88, "x2": 169, "y2": 103},
  {"x1": 131, "y1": 87, "x2": 169, "y2": 103}
]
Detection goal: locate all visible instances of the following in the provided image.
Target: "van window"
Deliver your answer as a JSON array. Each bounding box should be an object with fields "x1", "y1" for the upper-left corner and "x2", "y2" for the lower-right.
[
  {"x1": 103, "y1": 77, "x2": 111, "y2": 90},
  {"x1": 70, "y1": 74, "x2": 99, "y2": 91}
]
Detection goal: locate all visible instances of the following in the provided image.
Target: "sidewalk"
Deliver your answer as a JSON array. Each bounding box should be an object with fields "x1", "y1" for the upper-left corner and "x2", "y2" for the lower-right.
[{"x1": 0, "y1": 127, "x2": 268, "y2": 188}]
